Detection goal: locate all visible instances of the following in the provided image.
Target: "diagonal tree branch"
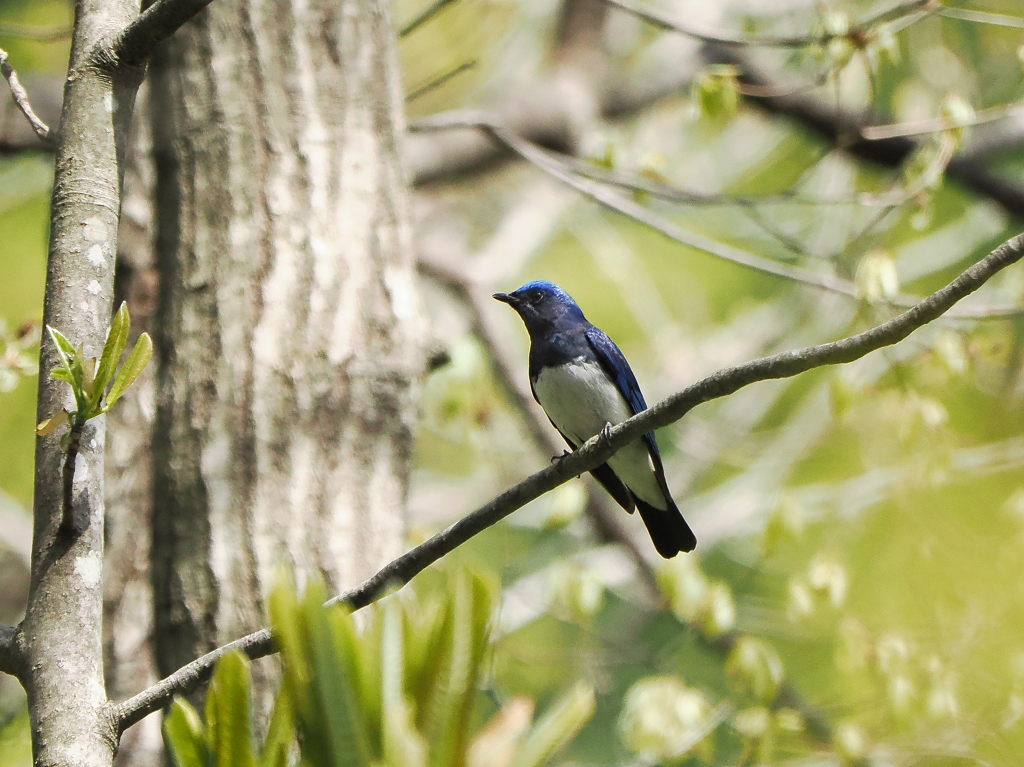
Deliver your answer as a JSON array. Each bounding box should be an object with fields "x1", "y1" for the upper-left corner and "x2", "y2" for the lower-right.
[
  {"x1": 0, "y1": 48, "x2": 52, "y2": 145},
  {"x1": 108, "y1": 0, "x2": 217, "y2": 68},
  {"x1": 112, "y1": 229, "x2": 1024, "y2": 736},
  {"x1": 862, "y1": 100, "x2": 1024, "y2": 141},
  {"x1": 400, "y1": 0, "x2": 460, "y2": 37},
  {"x1": 937, "y1": 6, "x2": 1024, "y2": 29},
  {"x1": 416, "y1": 112, "x2": 862, "y2": 294},
  {"x1": 406, "y1": 61, "x2": 476, "y2": 102},
  {"x1": 0, "y1": 624, "x2": 22, "y2": 679}
]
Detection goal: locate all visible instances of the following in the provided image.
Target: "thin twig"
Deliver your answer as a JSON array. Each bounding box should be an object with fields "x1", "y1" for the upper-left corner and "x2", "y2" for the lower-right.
[
  {"x1": 108, "y1": 0, "x2": 217, "y2": 68},
  {"x1": 400, "y1": 0, "x2": 459, "y2": 37},
  {"x1": 937, "y1": 7, "x2": 1024, "y2": 29},
  {"x1": 0, "y1": 624, "x2": 21, "y2": 679},
  {"x1": 555, "y1": 157, "x2": 803, "y2": 206},
  {"x1": 0, "y1": 48, "x2": 52, "y2": 144},
  {"x1": 863, "y1": 100, "x2": 1024, "y2": 141},
  {"x1": 445, "y1": 113, "x2": 860, "y2": 294},
  {"x1": 114, "y1": 628, "x2": 276, "y2": 732},
  {"x1": 410, "y1": 112, "x2": 1024, "y2": 319},
  {"x1": 601, "y1": 0, "x2": 933, "y2": 48},
  {"x1": 406, "y1": 60, "x2": 476, "y2": 102},
  {"x1": 112, "y1": 230, "x2": 1024, "y2": 734},
  {"x1": 736, "y1": 69, "x2": 830, "y2": 99},
  {"x1": 563, "y1": 158, "x2": 885, "y2": 210},
  {"x1": 735, "y1": 200, "x2": 811, "y2": 261},
  {"x1": 566, "y1": 135, "x2": 938, "y2": 210}
]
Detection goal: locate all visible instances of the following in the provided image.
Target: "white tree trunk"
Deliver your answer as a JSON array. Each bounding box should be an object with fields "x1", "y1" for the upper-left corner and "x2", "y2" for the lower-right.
[{"x1": 147, "y1": 0, "x2": 421, "y2": 708}]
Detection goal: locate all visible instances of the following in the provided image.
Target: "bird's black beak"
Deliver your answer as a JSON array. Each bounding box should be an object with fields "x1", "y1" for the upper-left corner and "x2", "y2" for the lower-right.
[{"x1": 492, "y1": 292, "x2": 515, "y2": 305}]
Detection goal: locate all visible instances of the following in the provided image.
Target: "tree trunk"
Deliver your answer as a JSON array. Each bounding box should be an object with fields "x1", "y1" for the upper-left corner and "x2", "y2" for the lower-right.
[
  {"x1": 104, "y1": 76, "x2": 163, "y2": 767},
  {"x1": 147, "y1": 0, "x2": 420, "y2": 714},
  {"x1": 23, "y1": 0, "x2": 145, "y2": 762}
]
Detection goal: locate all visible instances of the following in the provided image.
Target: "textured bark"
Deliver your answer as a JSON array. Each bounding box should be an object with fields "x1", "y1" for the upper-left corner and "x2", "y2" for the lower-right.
[
  {"x1": 104, "y1": 77, "x2": 162, "y2": 767},
  {"x1": 0, "y1": 73, "x2": 62, "y2": 153},
  {"x1": 23, "y1": 0, "x2": 145, "y2": 763},
  {"x1": 148, "y1": 0, "x2": 420, "y2": 711}
]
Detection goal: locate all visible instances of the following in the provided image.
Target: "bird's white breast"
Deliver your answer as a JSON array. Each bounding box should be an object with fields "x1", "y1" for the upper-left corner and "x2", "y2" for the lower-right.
[{"x1": 533, "y1": 359, "x2": 666, "y2": 509}]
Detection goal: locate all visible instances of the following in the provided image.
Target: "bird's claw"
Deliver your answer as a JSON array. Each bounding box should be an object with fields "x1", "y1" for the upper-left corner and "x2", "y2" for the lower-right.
[
  {"x1": 551, "y1": 450, "x2": 571, "y2": 464},
  {"x1": 599, "y1": 422, "x2": 614, "y2": 445}
]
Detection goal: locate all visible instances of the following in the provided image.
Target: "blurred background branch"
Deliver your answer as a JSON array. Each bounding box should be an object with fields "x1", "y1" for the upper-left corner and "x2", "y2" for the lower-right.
[
  {"x1": 599, "y1": 0, "x2": 934, "y2": 48},
  {"x1": 0, "y1": 49, "x2": 49, "y2": 144}
]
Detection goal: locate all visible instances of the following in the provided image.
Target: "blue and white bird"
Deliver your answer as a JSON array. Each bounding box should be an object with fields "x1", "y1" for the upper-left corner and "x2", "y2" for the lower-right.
[{"x1": 494, "y1": 281, "x2": 696, "y2": 558}]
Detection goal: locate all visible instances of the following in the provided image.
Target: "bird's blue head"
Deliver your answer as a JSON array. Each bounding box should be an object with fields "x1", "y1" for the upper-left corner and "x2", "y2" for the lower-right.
[{"x1": 493, "y1": 281, "x2": 586, "y2": 335}]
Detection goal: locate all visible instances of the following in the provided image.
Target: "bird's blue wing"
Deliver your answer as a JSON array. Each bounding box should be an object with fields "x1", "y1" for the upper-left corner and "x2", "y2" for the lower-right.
[
  {"x1": 584, "y1": 326, "x2": 666, "y2": 474},
  {"x1": 584, "y1": 327, "x2": 648, "y2": 415}
]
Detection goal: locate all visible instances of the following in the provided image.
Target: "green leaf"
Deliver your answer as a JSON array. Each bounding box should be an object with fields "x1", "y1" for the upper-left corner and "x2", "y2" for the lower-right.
[
  {"x1": 269, "y1": 580, "x2": 310, "y2": 715},
  {"x1": 320, "y1": 599, "x2": 374, "y2": 767},
  {"x1": 50, "y1": 367, "x2": 74, "y2": 385},
  {"x1": 81, "y1": 356, "x2": 97, "y2": 413},
  {"x1": 47, "y1": 325, "x2": 76, "y2": 369},
  {"x1": 423, "y1": 570, "x2": 496, "y2": 767},
  {"x1": 405, "y1": 596, "x2": 449, "y2": 728},
  {"x1": 352, "y1": 605, "x2": 383, "y2": 757},
  {"x1": 103, "y1": 331, "x2": 152, "y2": 411},
  {"x1": 35, "y1": 409, "x2": 69, "y2": 436},
  {"x1": 46, "y1": 325, "x2": 77, "y2": 388},
  {"x1": 421, "y1": 586, "x2": 463, "y2": 767},
  {"x1": 510, "y1": 682, "x2": 595, "y2": 767},
  {"x1": 381, "y1": 598, "x2": 427, "y2": 767},
  {"x1": 693, "y1": 65, "x2": 740, "y2": 124},
  {"x1": 259, "y1": 686, "x2": 295, "y2": 767},
  {"x1": 67, "y1": 343, "x2": 88, "y2": 413},
  {"x1": 271, "y1": 576, "x2": 372, "y2": 767},
  {"x1": 92, "y1": 301, "x2": 130, "y2": 406},
  {"x1": 71, "y1": 343, "x2": 86, "y2": 381},
  {"x1": 204, "y1": 650, "x2": 257, "y2": 767},
  {"x1": 164, "y1": 698, "x2": 210, "y2": 767},
  {"x1": 269, "y1": 577, "x2": 319, "y2": 756}
]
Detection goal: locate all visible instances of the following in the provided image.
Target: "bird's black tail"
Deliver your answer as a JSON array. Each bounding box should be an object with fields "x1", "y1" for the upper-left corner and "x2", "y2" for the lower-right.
[{"x1": 637, "y1": 500, "x2": 696, "y2": 558}]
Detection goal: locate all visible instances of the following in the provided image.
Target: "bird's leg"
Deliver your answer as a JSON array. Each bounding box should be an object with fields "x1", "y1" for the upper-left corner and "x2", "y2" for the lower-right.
[
  {"x1": 599, "y1": 422, "x2": 614, "y2": 446},
  {"x1": 550, "y1": 450, "x2": 571, "y2": 464}
]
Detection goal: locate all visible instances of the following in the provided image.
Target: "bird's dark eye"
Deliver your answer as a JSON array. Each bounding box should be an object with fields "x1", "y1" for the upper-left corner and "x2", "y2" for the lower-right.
[{"x1": 528, "y1": 290, "x2": 543, "y2": 303}]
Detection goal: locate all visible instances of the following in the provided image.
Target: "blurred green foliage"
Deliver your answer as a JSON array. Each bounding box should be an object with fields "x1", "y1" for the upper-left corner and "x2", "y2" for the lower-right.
[
  {"x1": 0, "y1": 176, "x2": 53, "y2": 506},
  {"x1": 0, "y1": 0, "x2": 71, "y2": 72}
]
